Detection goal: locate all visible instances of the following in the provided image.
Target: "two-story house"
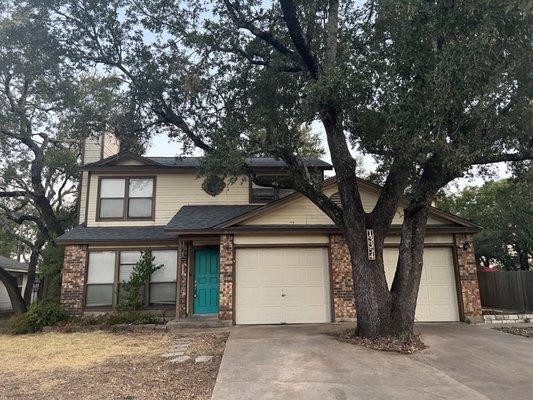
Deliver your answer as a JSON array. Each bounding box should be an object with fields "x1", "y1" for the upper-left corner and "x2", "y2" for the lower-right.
[{"x1": 56, "y1": 134, "x2": 483, "y2": 324}]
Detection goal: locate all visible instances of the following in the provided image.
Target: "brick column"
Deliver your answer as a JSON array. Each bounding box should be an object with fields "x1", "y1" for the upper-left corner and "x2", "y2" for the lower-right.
[
  {"x1": 219, "y1": 234, "x2": 235, "y2": 321},
  {"x1": 454, "y1": 233, "x2": 483, "y2": 321},
  {"x1": 177, "y1": 242, "x2": 189, "y2": 319},
  {"x1": 60, "y1": 244, "x2": 88, "y2": 316},
  {"x1": 329, "y1": 234, "x2": 356, "y2": 320}
]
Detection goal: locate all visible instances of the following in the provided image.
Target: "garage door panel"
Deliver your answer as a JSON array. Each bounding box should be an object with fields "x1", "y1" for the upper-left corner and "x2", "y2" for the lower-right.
[
  {"x1": 236, "y1": 247, "x2": 330, "y2": 325},
  {"x1": 384, "y1": 247, "x2": 459, "y2": 322},
  {"x1": 285, "y1": 305, "x2": 328, "y2": 322},
  {"x1": 428, "y1": 266, "x2": 455, "y2": 283}
]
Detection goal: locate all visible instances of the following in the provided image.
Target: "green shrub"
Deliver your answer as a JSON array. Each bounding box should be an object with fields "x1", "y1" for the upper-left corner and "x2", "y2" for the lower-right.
[
  {"x1": 10, "y1": 301, "x2": 70, "y2": 334},
  {"x1": 101, "y1": 311, "x2": 159, "y2": 326},
  {"x1": 118, "y1": 250, "x2": 162, "y2": 311},
  {"x1": 66, "y1": 311, "x2": 160, "y2": 327}
]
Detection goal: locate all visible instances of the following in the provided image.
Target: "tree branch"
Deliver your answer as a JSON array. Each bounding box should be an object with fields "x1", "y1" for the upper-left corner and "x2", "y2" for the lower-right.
[{"x1": 279, "y1": 0, "x2": 319, "y2": 78}]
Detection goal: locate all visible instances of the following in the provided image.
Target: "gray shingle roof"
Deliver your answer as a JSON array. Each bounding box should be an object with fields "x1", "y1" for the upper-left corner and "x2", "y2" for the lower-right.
[
  {"x1": 165, "y1": 205, "x2": 262, "y2": 231},
  {"x1": 0, "y1": 255, "x2": 29, "y2": 272},
  {"x1": 146, "y1": 156, "x2": 332, "y2": 169},
  {"x1": 55, "y1": 225, "x2": 175, "y2": 243}
]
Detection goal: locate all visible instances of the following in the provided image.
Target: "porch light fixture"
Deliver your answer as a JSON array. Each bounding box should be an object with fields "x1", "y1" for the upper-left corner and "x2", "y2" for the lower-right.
[{"x1": 461, "y1": 242, "x2": 471, "y2": 251}]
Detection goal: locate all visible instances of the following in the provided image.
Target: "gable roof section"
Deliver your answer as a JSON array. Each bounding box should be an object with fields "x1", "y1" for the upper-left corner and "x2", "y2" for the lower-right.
[
  {"x1": 215, "y1": 176, "x2": 481, "y2": 230},
  {"x1": 165, "y1": 205, "x2": 262, "y2": 232},
  {"x1": 0, "y1": 255, "x2": 29, "y2": 272},
  {"x1": 81, "y1": 152, "x2": 333, "y2": 171}
]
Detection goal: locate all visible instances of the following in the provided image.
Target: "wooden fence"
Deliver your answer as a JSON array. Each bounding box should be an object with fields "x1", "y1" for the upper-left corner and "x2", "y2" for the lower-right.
[{"x1": 477, "y1": 271, "x2": 533, "y2": 312}]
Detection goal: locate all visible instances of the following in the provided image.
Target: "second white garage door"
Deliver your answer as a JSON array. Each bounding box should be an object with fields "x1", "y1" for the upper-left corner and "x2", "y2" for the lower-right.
[
  {"x1": 384, "y1": 247, "x2": 460, "y2": 322},
  {"x1": 235, "y1": 247, "x2": 331, "y2": 324}
]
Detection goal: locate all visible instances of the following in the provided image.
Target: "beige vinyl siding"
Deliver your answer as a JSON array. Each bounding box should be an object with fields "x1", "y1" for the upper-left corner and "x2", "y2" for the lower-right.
[
  {"x1": 114, "y1": 159, "x2": 145, "y2": 166},
  {"x1": 243, "y1": 184, "x2": 447, "y2": 226},
  {"x1": 83, "y1": 136, "x2": 102, "y2": 164},
  {"x1": 102, "y1": 133, "x2": 120, "y2": 158},
  {"x1": 384, "y1": 234, "x2": 454, "y2": 244},
  {"x1": 234, "y1": 234, "x2": 329, "y2": 245},
  {"x1": 86, "y1": 173, "x2": 251, "y2": 227},
  {"x1": 78, "y1": 171, "x2": 89, "y2": 224}
]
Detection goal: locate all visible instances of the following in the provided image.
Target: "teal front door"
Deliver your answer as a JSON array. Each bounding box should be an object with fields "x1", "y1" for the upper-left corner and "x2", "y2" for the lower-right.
[{"x1": 193, "y1": 249, "x2": 220, "y2": 314}]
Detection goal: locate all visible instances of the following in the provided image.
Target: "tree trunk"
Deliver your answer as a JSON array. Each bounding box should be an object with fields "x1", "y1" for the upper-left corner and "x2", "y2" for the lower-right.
[
  {"x1": 344, "y1": 226, "x2": 394, "y2": 337},
  {"x1": 22, "y1": 236, "x2": 46, "y2": 305},
  {"x1": 341, "y1": 202, "x2": 429, "y2": 338},
  {"x1": 0, "y1": 266, "x2": 26, "y2": 314},
  {"x1": 517, "y1": 250, "x2": 530, "y2": 271},
  {"x1": 389, "y1": 203, "x2": 429, "y2": 335}
]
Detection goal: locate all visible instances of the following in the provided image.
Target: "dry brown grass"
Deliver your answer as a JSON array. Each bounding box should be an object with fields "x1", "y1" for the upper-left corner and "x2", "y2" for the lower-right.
[
  {"x1": 0, "y1": 331, "x2": 228, "y2": 400},
  {"x1": 0, "y1": 331, "x2": 172, "y2": 373}
]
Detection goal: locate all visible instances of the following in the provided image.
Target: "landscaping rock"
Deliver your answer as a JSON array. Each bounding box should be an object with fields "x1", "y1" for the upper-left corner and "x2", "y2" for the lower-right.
[
  {"x1": 169, "y1": 355, "x2": 191, "y2": 363},
  {"x1": 162, "y1": 352, "x2": 184, "y2": 358},
  {"x1": 195, "y1": 356, "x2": 213, "y2": 363}
]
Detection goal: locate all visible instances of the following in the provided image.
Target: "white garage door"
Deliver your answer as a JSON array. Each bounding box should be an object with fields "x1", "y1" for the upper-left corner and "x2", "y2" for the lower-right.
[
  {"x1": 235, "y1": 247, "x2": 331, "y2": 324},
  {"x1": 384, "y1": 247, "x2": 459, "y2": 322}
]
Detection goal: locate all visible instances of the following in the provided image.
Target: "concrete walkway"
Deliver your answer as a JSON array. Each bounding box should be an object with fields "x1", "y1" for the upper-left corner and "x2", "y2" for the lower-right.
[{"x1": 211, "y1": 323, "x2": 533, "y2": 400}]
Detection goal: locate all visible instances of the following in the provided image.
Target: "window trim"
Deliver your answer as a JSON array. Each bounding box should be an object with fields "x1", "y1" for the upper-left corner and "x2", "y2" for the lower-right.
[
  {"x1": 248, "y1": 175, "x2": 294, "y2": 203},
  {"x1": 84, "y1": 248, "x2": 178, "y2": 310},
  {"x1": 96, "y1": 176, "x2": 157, "y2": 221}
]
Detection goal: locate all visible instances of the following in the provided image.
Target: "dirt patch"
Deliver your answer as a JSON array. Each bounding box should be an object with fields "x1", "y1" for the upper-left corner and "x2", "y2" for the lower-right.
[
  {"x1": 0, "y1": 331, "x2": 228, "y2": 400},
  {"x1": 494, "y1": 326, "x2": 533, "y2": 338},
  {"x1": 186, "y1": 332, "x2": 227, "y2": 357},
  {"x1": 334, "y1": 328, "x2": 427, "y2": 354}
]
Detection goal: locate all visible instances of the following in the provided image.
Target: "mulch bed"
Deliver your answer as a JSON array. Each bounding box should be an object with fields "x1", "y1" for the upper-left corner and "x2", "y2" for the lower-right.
[
  {"x1": 334, "y1": 328, "x2": 427, "y2": 354},
  {"x1": 494, "y1": 326, "x2": 533, "y2": 338}
]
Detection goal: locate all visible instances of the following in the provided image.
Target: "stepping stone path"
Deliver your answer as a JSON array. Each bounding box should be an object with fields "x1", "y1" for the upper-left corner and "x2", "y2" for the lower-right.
[
  {"x1": 162, "y1": 336, "x2": 214, "y2": 363},
  {"x1": 195, "y1": 355, "x2": 213, "y2": 363}
]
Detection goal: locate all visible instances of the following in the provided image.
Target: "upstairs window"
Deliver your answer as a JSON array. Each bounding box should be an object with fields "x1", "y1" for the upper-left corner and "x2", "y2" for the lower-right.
[
  {"x1": 250, "y1": 177, "x2": 294, "y2": 203},
  {"x1": 98, "y1": 177, "x2": 155, "y2": 220}
]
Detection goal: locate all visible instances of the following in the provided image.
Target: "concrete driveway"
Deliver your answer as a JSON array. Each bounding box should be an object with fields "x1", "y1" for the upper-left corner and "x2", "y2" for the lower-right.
[{"x1": 211, "y1": 323, "x2": 533, "y2": 400}]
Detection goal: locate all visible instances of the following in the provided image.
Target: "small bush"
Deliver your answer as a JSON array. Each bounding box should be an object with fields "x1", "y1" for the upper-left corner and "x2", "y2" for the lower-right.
[
  {"x1": 102, "y1": 311, "x2": 159, "y2": 326},
  {"x1": 10, "y1": 301, "x2": 70, "y2": 334}
]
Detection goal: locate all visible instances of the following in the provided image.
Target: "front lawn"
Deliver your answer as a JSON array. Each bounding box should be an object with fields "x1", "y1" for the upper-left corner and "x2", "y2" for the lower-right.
[{"x1": 0, "y1": 330, "x2": 227, "y2": 399}]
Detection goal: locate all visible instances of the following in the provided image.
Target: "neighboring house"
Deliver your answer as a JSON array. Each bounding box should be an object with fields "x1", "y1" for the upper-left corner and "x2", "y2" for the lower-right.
[
  {"x1": 0, "y1": 256, "x2": 35, "y2": 311},
  {"x1": 56, "y1": 134, "x2": 483, "y2": 324}
]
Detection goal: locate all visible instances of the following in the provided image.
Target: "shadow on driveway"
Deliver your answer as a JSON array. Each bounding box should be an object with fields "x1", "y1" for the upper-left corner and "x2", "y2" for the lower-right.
[{"x1": 212, "y1": 323, "x2": 533, "y2": 400}]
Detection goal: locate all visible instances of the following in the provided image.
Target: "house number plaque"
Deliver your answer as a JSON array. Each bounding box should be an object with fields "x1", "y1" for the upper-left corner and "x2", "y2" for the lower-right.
[{"x1": 367, "y1": 229, "x2": 376, "y2": 260}]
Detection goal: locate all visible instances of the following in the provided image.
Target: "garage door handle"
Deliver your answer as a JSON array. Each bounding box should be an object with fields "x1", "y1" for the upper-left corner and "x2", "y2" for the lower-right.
[{"x1": 281, "y1": 292, "x2": 286, "y2": 297}]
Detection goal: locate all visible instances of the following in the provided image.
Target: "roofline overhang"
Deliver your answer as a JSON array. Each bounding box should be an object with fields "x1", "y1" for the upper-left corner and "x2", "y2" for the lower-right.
[
  {"x1": 56, "y1": 237, "x2": 177, "y2": 245},
  {"x1": 80, "y1": 151, "x2": 333, "y2": 172},
  {"x1": 163, "y1": 224, "x2": 481, "y2": 236}
]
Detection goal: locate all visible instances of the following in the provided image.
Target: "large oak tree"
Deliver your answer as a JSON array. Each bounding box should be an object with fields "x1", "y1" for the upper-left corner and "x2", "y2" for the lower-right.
[
  {"x1": 40, "y1": 0, "x2": 531, "y2": 337},
  {"x1": 0, "y1": 2, "x2": 142, "y2": 312}
]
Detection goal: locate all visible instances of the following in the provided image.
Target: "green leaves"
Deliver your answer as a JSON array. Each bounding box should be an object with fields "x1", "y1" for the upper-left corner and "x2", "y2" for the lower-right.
[
  {"x1": 439, "y1": 168, "x2": 532, "y2": 270},
  {"x1": 118, "y1": 250, "x2": 163, "y2": 311}
]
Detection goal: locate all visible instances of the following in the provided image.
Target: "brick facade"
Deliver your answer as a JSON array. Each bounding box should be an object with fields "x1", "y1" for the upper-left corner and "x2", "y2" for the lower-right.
[
  {"x1": 177, "y1": 243, "x2": 189, "y2": 318},
  {"x1": 219, "y1": 234, "x2": 235, "y2": 321},
  {"x1": 454, "y1": 233, "x2": 483, "y2": 321},
  {"x1": 60, "y1": 244, "x2": 88, "y2": 316},
  {"x1": 329, "y1": 234, "x2": 356, "y2": 320}
]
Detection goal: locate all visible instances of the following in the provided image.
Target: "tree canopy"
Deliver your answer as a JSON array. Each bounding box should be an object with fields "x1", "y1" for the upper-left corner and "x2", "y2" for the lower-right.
[
  {"x1": 0, "y1": 1, "x2": 147, "y2": 311},
  {"x1": 439, "y1": 168, "x2": 532, "y2": 271},
  {"x1": 26, "y1": 0, "x2": 533, "y2": 336}
]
